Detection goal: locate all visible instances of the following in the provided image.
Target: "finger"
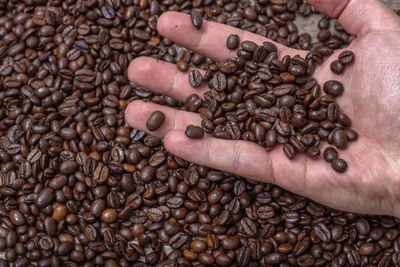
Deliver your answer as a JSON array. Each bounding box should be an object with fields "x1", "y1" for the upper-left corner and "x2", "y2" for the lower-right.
[
  {"x1": 125, "y1": 100, "x2": 202, "y2": 138},
  {"x1": 164, "y1": 130, "x2": 325, "y2": 194},
  {"x1": 308, "y1": 0, "x2": 400, "y2": 36},
  {"x1": 157, "y1": 11, "x2": 307, "y2": 62},
  {"x1": 128, "y1": 57, "x2": 208, "y2": 102}
]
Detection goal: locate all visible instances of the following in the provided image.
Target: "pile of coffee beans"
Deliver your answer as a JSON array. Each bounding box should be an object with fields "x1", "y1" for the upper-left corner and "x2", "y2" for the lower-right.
[
  {"x1": 185, "y1": 36, "x2": 356, "y2": 172},
  {"x1": 0, "y1": 0, "x2": 399, "y2": 266}
]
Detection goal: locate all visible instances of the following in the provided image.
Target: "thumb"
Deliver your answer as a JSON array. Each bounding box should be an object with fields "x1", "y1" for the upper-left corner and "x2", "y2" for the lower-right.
[{"x1": 308, "y1": 0, "x2": 400, "y2": 36}]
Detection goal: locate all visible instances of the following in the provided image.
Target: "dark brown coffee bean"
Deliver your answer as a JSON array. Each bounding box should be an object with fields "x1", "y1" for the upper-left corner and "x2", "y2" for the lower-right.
[
  {"x1": 185, "y1": 125, "x2": 204, "y2": 139},
  {"x1": 146, "y1": 111, "x2": 166, "y2": 131},
  {"x1": 219, "y1": 60, "x2": 237, "y2": 74},
  {"x1": 176, "y1": 60, "x2": 189, "y2": 72},
  {"x1": 226, "y1": 34, "x2": 240, "y2": 50},
  {"x1": 101, "y1": 209, "x2": 117, "y2": 223},
  {"x1": 338, "y1": 51, "x2": 355, "y2": 65},
  {"x1": 332, "y1": 128, "x2": 348, "y2": 149},
  {"x1": 191, "y1": 239, "x2": 207, "y2": 253},
  {"x1": 241, "y1": 41, "x2": 258, "y2": 52},
  {"x1": 359, "y1": 243, "x2": 374, "y2": 256},
  {"x1": 199, "y1": 252, "x2": 214, "y2": 265},
  {"x1": 35, "y1": 187, "x2": 55, "y2": 208},
  {"x1": 331, "y1": 158, "x2": 347, "y2": 173},
  {"x1": 283, "y1": 143, "x2": 296, "y2": 159},
  {"x1": 190, "y1": 10, "x2": 203, "y2": 30},
  {"x1": 323, "y1": 80, "x2": 344, "y2": 97},
  {"x1": 189, "y1": 69, "x2": 203, "y2": 88},
  {"x1": 345, "y1": 128, "x2": 358, "y2": 141},
  {"x1": 212, "y1": 72, "x2": 227, "y2": 92},
  {"x1": 330, "y1": 60, "x2": 344, "y2": 74},
  {"x1": 323, "y1": 147, "x2": 338, "y2": 162},
  {"x1": 9, "y1": 210, "x2": 25, "y2": 226}
]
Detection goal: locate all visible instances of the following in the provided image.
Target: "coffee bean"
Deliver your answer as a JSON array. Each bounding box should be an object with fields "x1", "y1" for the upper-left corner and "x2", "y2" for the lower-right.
[
  {"x1": 199, "y1": 252, "x2": 214, "y2": 265},
  {"x1": 9, "y1": 210, "x2": 25, "y2": 226},
  {"x1": 283, "y1": 143, "x2": 296, "y2": 160},
  {"x1": 191, "y1": 239, "x2": 207, "y2": 253},
  {"x1": 185, "y1": 125, "x2": 204, "y2": 139},
  {"x1": 146, "y1": 111, "x2": 166, "y2": 131},
  {"x1": 331, "y1": 158, "x2": 347, "y2": 173},
  {"x1": 35, "y1": 187, "x2": 55, "y2": 208},
  {"x1": 339, "y1": 51, "x2": 355, "y2": 65},
  {"x1": 212, "y1": 72, "x2": 227, "y2": 91},
  {"x1": 323, "y1": 80, "x2": 344, "y2": 97},
  {"x1": 241, "y1": 40, "x2": 258, "y2": 52},
  {"x1": 226, "y1": 34, "x2": 240, "y2": 50},
  {"x1": 52, "y1": 205, "x2": 67, "y2": 222},
  {"x1": 330, "y1": 60, "x2": 344, "y2": 74},
  {"x1": 359, "y1": 243, "x2": 374, "y2": 256},
  {"x1": 345, "y1": 128, "x2": 358, "y2": 141},
  {"x1": 190, "y1": 10, "x2": 203, "y2": 30},
  {"x1": 101, "y1": 209, "x2": 117, "y2": 223},
  {"x1": 332, "y1": 128, "x2": 348, "y2": 149},
  {"x1": 323, "y1": 147, "x2": 338, "y2": 162},
  {"x1": 176, "y1": 60, "x2": 189, "y2": 72},
  {"x1": 189, "y1": 69, "x2": 203, "y2": 88}
]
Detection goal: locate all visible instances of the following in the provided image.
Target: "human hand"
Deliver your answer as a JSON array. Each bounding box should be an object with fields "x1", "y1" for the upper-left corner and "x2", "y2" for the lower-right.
[{"x1": 125, "y1": 0, "x2": 400, "y2": 218}]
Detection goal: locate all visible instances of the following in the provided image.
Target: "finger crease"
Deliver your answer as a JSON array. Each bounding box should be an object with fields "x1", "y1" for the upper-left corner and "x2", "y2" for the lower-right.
[
  {"x1": 303, "y1": 156, "x2": 310, "y2": 192},
  {"x1": 169, "y1": 68, "x2": 179, "y2": 96},
  {"x1": 232, "y1": 142, "x2": 242, "y2": 173},
  {"x1": 266, "y1": 153, "x2": 276, "y2": 184},
  {"x1": 205, "y1": 137, "x2": 212, "y2": 164}
]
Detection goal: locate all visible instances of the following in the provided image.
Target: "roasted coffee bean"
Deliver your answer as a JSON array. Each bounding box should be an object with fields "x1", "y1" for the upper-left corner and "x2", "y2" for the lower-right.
[
  {"x1": 331, "y1": 158, "x2": 348, "y2": 173},
  {"x1": 323, "y1": 147, "x2": 338, "y2": 162},
  {"x1": 189, "y1": 69, "x2": 203, "y2": 88},
  {"x1": 185, "y1": 125, "x2": 204, "y2": 139},
  {"x1": 332, "y1": 128, "x2": 348, "y2": 149},
  {"x1": 212, "y1": 72, "x2": 227, "y2": 91},
  {"x1": 338, "y1": 51, "x2": 355, "y2": 65},
  {"x1": 191, "y1": 239, "x2": 207, "y2": 253},
  {"x1": 146, "y1": 111, "x2": 166, "y2": 131},
  {"x1": 345, "y1": 128, "x2": 358, "y2": 141},
  {"x1": 323, "y1": 80, "x2": 344, "y2": 97},
  {"x1": 101, "y1": 209, "x2": 117, "y2": 223},
  {"x1": 283, "y1": 143, "x2": 296, "y2": 160},
  {"x1": 330, "y1": 60, "x2": 344, "y2": 74},
  {"x1": 241, "y1": 41, "x2": 258, "y2": 52},
  {"x1": 191, "y1": 10, "x2": 203, "y2": 30},
  {"x1": 227, "y1": 34, "x2": 240, "y2": 50},
  {"x1": 177, "y1": 60, "x2": 189, "y2": 72}
]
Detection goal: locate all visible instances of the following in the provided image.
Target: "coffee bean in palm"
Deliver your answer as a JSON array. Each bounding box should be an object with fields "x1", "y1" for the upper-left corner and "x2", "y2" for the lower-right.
[
  {"x1": 330, "y1": 60, "x2": 344, "y2": 74},
  {"x1": 339, "y1": 51, "x2": 355, "y2": 65},
  {"x1": 345, "y1": 128, "x2": 358, "y2": 141},
  {"x1": 190, "y1": 10, "x2": 203, "y2": 30},
  {"x1": 226, "y1": 34, "x2": 240, "y2": 49},
  {"x1": 146, "y1": 111, "x2": 166, "y2": 131},
  {"x1": 188, "y1": 69, "x2": 202, "y2": 88},
  {"x1": 332, "y1": 128, "x2": 348, "y2": 149},
  {"x1": 331, "y1": 158, "x2": 348, "y2": 173},
  {"x1": 185, "y1": 125, "x2": 204, "y2": 139},
  {"x1": 323, "y1": 147, "x2": 338, "y2": 162},
  {"x1": 176, "y1": 60, "x2": 189, "y2": 72},
  {"x1": 323, "y1": 80, "x2": 344, "y2": 97},
  {"x1": 212, "y1": 72, "x2": 227, "y2": 91},
  {"x1": 283, "y1": 143, "x2": 296, "y2": 160},
  {"x1": 241, "y1": 40, "x2": 258, "y2": 52}
]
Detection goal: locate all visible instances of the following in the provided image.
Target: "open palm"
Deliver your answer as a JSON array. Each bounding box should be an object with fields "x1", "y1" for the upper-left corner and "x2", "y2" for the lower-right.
[{"x1": 125, "y1": 0, "x2": 400, "y2": 217}]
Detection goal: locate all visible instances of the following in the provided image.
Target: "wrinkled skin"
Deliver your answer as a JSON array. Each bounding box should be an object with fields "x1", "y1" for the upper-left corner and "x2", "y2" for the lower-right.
[{"x1": 125, "y1": 0, "x2": 400, "y2": 218}]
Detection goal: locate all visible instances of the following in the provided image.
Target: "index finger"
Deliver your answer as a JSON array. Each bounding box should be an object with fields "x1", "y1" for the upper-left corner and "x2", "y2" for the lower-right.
[{"x1": 157, "y1": 11, "x2": 307, "y2": 62}]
